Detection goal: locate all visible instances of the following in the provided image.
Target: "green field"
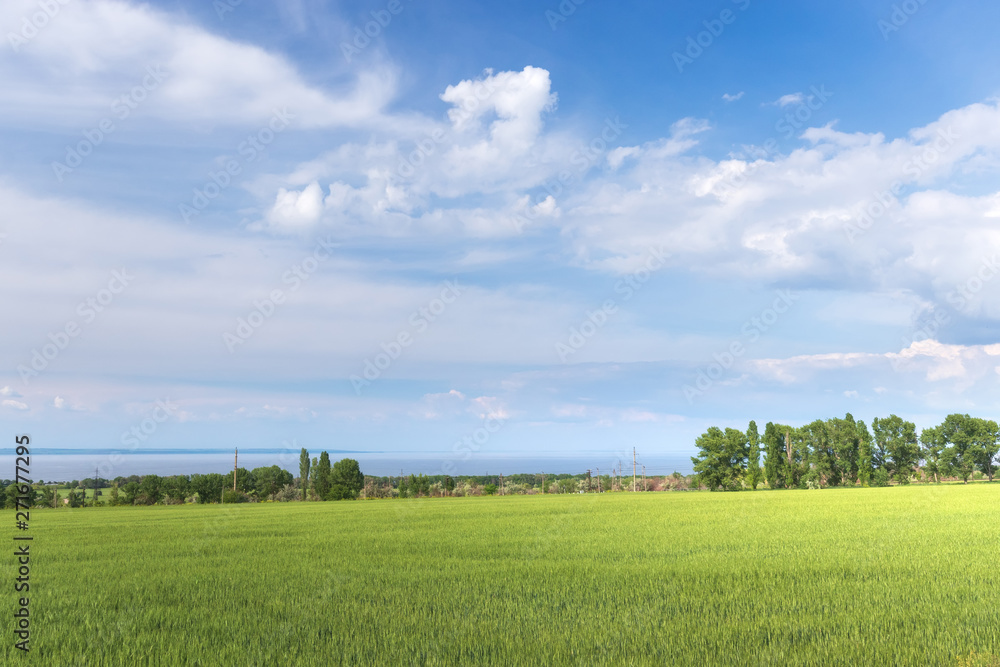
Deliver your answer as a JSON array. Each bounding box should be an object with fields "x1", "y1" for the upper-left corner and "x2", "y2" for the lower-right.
[{"x1": 6, "y1": 484, "x2": 1000, "y2": 665}]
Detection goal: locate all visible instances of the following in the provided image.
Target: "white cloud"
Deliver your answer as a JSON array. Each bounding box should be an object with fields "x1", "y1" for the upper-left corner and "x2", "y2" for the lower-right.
[
  {"x1": 2, "y1": 399, "x2": 29, "y2": 411},
  {"x1": 54, "y1": 396, "x2": 65, "y2": 409},
  {"x1": 0, "y1": 0, "x2": 395, "y2": 128},
  {"x1": 773, "y1": 92, "x2": 805, "y2": 107},
  {"x1": 722, "y1": 92, "x2": 745, "y2": 103}
]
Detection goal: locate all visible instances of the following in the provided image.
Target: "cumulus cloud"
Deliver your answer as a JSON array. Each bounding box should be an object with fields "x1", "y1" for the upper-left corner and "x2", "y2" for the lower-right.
[
  {"x1": 2, "y1": 399, "x2": 29, "y2": 411},
  {"x1": 722, "y1": 92, "x2": 745, "y2": 103}
]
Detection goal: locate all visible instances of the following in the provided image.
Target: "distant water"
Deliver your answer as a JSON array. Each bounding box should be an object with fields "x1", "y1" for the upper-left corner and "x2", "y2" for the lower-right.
[{"x1": 0, "y1": 448, "x2": 694, "y2": 481}]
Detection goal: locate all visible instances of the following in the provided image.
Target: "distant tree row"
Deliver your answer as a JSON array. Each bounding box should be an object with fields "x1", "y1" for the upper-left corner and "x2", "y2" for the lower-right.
[
  {"x1": 692, "y1": 413, "x2": 1000, "y2": 491},
  {"x1": 2, "y1": 455, "x2": 366, "y2": 508}
]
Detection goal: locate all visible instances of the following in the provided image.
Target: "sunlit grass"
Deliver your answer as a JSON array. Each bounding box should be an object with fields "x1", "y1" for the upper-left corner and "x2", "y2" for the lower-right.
[{"x1": 4, "y1": 484, "x2": 999, "y2": 664}]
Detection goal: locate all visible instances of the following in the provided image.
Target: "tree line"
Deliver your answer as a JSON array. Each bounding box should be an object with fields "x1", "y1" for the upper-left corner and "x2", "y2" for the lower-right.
[
  {"x1": 3, "y1": 451, "x2": 364, "y2": 508},
  {"x1": 692, "y1": 413, "x2": 1000, "y2": 491}
]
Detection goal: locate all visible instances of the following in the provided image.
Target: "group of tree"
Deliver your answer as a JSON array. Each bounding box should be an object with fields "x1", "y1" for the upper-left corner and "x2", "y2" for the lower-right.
[
  {"x1": 3, "y1": 454, "x2": 366, "y2": 508},
  {"x1": 691, "y1": 413, "x2": 1000, "y2": 491}
]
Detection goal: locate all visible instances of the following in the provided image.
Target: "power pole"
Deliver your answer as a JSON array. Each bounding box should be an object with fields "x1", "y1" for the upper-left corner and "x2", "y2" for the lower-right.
[
  {"x1": 597, "y1": 467, "x2": 601, "y2": 493},
  {"x1": 233, "y1": 447, "x2": 238, "y2": 491},
  {"x1": 541, "y1": 472, "x2": 545, "y2": 494},
  {"x1": 633, "y1": 447, "x2": 637, "y2": 493},
  {"x1": 499, "y1": 473, "x2": 504, "y2": 496},
  {"x1": 642, "y1": 465, "x2": 646, "y2": 492}
]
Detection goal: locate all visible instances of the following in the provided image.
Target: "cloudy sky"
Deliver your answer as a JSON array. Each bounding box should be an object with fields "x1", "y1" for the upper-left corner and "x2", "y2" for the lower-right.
[{"x1": 3, "y1": 0, "x2": 1000, "y2": 473}]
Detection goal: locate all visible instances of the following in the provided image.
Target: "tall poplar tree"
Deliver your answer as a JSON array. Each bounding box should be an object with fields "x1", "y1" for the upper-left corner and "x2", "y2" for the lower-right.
[
  {"x1": 314, "y1": 451, "x2": 332, "y2": 499},
  {"x1": 746, "y1": 420, "x2": 762, "y2": 490},
  {"x1": 299, "y1": 448, "x2": 311, "y2": 500}
]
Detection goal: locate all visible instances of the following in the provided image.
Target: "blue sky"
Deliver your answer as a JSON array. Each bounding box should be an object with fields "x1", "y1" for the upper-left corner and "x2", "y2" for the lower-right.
[{"x1": 3, "y1": 0, "x2": 1000, "y2": 477}]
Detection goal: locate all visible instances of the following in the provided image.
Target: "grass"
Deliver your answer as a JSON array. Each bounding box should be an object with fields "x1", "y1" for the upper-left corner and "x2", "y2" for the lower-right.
[{"x1": 4, "y1": 484, "x2": 1000, "y2": 665}]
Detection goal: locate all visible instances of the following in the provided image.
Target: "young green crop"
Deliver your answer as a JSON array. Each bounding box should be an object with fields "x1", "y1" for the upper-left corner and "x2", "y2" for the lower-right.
[{"x1": 4, "y1": 484, "x2": 999, "y2": 664}]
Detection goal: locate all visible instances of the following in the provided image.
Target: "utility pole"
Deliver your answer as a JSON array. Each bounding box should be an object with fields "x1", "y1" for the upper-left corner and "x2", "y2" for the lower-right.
[
  {"x1": 633, "y1": 447, "x2": 637, "y2": 493},
  {"x1": 597, "y1": 467, "x2": 601, "y2": 493},
  {"x1": 94, "y1": 466, "x2": 99, "y2": 507},
  {"x1": 642, "y1": 465, "x2": 646, "y2": 492},
  {"x1": 541, "y1": 472, "x2": 545, "y2": 494},
  {"x1": 233, "y1": 447, "x2": 238, "y2": 491},
  {"x1": 587, "y1": 469, "x2": 591, "y2": 493},
  {"x1": 499, "y1": 473, "x2": 504, "y2": 496}
]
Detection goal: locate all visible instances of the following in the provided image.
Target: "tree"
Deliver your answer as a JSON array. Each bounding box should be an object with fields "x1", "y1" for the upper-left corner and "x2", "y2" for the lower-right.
[
  {"x1": 314, "y1": 452, "x2": 332, "y2": 499},
  {"x1": 968, "y1": 418, "x2": 1000, "y2": 481},
  {"x1": 691, "y1": 426, "x2": 748, "y2": 491},
  {"x1": 940, "y1": 414, "x2": 975, "y2": 483},
  {"x1": 252, "y1": 466, "x2": 294, "y2": 499},
  {"x1": 137, "y1": 475, "x2": 163, "y2": 504},
  {"x1": 746, "y1": 420, "x2": 762, "y2": 490},
  {"x1": 161, "y1": 476, "x2": 189, "y2": 504},
  {"x1": 856, "y1": 420, "x2": 874, "y2": 486},
  {"x1": 763, "y1": 422, "x2": 788, "y2": 489},
  {"x1": 801, "y1": 419, "x2": 832, "y2": 487},
  {"x1": 920, "y1": 426, "x2": 945, "y2": 483},
  {"x1": 122, "y1": 481, "x2": 140, "y2": 505},
  {"x1": 191, "y1": 473, "x2": 227, "y2": 504},
  {"x1": 328, "y1": 458, "x2": 364, "y2": 500},
  {"x1": 872, "y1": 415, "x2": 919, "y2": 484},
  {"x1": 299, "y1": 448, "x2": 310, "y2": 501},
  {"x1": 67, "y1": 489, "x2": 86, "y2": 507},
  {"x1": 37, "y1": 485, "x2": 54, "y2": 508}
]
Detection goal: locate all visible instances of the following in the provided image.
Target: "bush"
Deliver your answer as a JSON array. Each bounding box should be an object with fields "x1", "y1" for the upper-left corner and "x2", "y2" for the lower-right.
[
  {"x1": 272, "y1": 484, "x2": 300, "y2": 502},
  {"x1": 873, "y1": 468, "x2": 891, "y2": 487},
  {"x1": 223, "y1": 490, "x2": 251, "y2": 504},
  {"x1": 484, "y1": 484, "x2": 498, "y2": 496}
]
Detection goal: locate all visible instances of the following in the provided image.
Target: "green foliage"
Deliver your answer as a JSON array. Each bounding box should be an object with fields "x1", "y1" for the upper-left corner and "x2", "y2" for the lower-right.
[
  {"x1": 329, "y1": 458, "x2": 364, "y2": 500},
  {"x1": 223, "y1": 490, "x2": 250, "y2": 504},
  {"x1": 252, "y1": 466, "x2": 294, "y2": 499},
  {"x1": 872, "y1": 468, "x2": 891, "y2": 487},
  {"x1": 746, "y1": 420, "x2": 762, "y2": 490},
  {"x1": 483, "y1": 484, "x2": 498, "y2": 495},
  {"x1": 691, "y1": 426, "x2": 748, "y2": 491},
  {"x1": 872, "y1": 415, "x2": 919, "y2": 484},
  {"x1": 763, "y1": 422, "x2": 787, "y2": 489},
  {"x1": 299, "y1": 448, "x2": 310, "y2": 501},
  {"x1": 314, "y1": 452, "x2": 332, "y2": 499},
  {"x1": 191, "y1": 473, "x2": 227, "y2": 504}
]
